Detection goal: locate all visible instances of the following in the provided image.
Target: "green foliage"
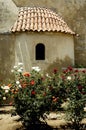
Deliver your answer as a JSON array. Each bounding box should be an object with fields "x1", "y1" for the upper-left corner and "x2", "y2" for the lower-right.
[
  {"x1": 63, "y1": 67, "x2": 86, "y2": 129},
  {"x1": 11, "y1": 65, "x2": 86, "y2": 129},
  {"x1": 74, "y1": 64, "x2": 86, "y2": 68},
  {"x1": 11, "y1": 65, "x2": 69, "y2": 128},
  {"x1": 0, "y1": 86, "x2": 4, "y2": 104},
  {"x1": 1, "y1": 64, "x2": 86, "y2": 129},
  {"x1": 11, "y1": 68, "x2": 53, "y2": 128},
  {"x1": 0, "y1": 84, "x2": 10, "y2": 105},
  {"x1": 46, "y1": 68, "x2": 67, "y2": 110}
]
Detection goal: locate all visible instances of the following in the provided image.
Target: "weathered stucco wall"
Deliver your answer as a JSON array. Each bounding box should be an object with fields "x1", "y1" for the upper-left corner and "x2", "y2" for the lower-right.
[
  {"x1": 15, "y1": 32, "x2": 74, "y2": 72},
  {"x1": 0, "y1": 34, "x2": 15, "y2": 82},
  {"x1": 0, "y1": 0, "x2": 18, "y2": 33},
  {"x1": 12, "y1": 0, "x2": 86, "y2": 66}
]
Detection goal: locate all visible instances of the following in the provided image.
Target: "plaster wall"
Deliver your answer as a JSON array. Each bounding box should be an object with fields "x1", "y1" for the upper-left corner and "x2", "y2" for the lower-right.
[
  {"x1": 0, "y1": 34, "x2": 15, "y2": 82},
  {"x1": 15, "y1": 32, "x2": 74, "y2": 72},
  {"x1": 0, "y1": 0, "x2": 18, "y2": 33}
]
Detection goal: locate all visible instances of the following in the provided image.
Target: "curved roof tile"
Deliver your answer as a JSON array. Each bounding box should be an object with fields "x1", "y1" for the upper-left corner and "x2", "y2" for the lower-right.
[{"x1": 11, "y1": 7, "x2": 75, "y2": 34}]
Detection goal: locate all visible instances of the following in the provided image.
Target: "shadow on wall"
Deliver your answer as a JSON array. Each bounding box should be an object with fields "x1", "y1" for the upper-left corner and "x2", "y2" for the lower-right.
[
  {"x1": 44, "y1": 56, "x2": 73, "y2": 75},
  {"x1": 0, "y1": 34, "x2": 15, "y2": 84}
]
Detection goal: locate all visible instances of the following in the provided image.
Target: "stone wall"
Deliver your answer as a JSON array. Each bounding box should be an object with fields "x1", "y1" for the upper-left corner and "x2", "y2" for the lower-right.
[{"x1": 12, "y1": 0, "x2": 86, "y2": 66}]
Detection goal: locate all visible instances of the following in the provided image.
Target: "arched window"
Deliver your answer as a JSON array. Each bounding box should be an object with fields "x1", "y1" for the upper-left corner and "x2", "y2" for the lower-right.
[{"x1": 35, "y1": 43, "x2": 45, "y2": 60}]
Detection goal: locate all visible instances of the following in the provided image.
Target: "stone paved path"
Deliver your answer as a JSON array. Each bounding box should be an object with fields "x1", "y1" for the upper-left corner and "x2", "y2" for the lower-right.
[{"x1": 0, "y1": 106, "x2": 86, "y2": 130}]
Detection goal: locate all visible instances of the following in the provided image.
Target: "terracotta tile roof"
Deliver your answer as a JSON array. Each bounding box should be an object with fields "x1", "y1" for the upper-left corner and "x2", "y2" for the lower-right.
[{"x1": 11, "y1": 7, "x2": 75, "y2": 34}]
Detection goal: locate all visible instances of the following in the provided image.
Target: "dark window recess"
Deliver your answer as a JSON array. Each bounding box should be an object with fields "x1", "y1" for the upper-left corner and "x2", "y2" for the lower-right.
[{"x1": 36, "y1": 43, "x2": 45, "y2": 60}]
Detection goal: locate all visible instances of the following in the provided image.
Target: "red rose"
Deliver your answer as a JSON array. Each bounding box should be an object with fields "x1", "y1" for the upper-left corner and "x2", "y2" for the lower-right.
[
  {"x1": 52, "y1": 97, "x2": 58, "y2": 102},
  {"x1": 78, "y1": 85, "x2": 83, "y2": 91},
  {"x1": 81, "y1": 91, "x2": 86, "y2": 95},
  {"x1": 31, "y1": 90, "x2": 36, "y2": 95},
  {"x1": 82, "y1": 70, "x2": 86, "y2": 73},
  {"x1": 30, "y1": 80, "x2": 35, "y2": 85},
  {"x1": 74, "y1": 69, "x2": 79, "y2": 73},
  {"x1": 53, "y1": 68, "x2": 58, "y2": 74},
  {"x1": 63, "y1": 69, "x2": 68, "y2": 73},
  {"x1": 23, "y1": 72, "x2": 30, "y2": 77},
  {"x1": 68, "y1": 66, "x2": 73, "y2": 71},
  {"x1": 22, "y1": 83, "x2": 27, "y2": 88}
]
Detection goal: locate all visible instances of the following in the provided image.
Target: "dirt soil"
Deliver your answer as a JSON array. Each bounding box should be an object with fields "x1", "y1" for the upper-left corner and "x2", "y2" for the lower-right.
[{"x1": 0, "y1": 106, "x2": 86, "y2": 130}]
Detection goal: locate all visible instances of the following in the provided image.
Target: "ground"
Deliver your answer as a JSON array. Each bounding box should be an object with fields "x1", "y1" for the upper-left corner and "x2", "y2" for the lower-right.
[{"x1": 0, "y1": 106, "x2": 86, "y2": 130}]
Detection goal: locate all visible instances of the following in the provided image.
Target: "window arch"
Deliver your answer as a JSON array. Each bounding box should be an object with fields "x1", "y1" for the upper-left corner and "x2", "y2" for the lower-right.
[{"x1": 35, "y1": 43, "x2": 45, "y2": 60}]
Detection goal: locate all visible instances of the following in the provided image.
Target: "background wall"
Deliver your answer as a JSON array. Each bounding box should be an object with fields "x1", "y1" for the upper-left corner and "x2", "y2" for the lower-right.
[
  {"x1": 0, "y1": 0, "x2": 86, "y2": 65},
  {"x1": 0, "y1": 0, "x2": 86, "y2": 81}
]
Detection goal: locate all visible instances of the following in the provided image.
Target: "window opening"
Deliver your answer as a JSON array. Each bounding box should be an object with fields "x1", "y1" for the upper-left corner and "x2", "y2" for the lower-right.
[{"x1": 36, "y1": 43, "x2": 45, "y2": 60}]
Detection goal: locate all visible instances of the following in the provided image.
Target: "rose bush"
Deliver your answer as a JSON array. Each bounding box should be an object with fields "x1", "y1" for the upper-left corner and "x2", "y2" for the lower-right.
[
  {"x1": 10, "y1": 64, "x2": 63, "y2": 128},
  {"x1": 0, "y1": 63, "x2": 86, "y2": 129},
  {"x1": 46, "y1": 68, "x2": 67, "y2": 111},
  {"x1": 10, "y1": 64, "x2": 86, "y2": 129},
  {"x1": 62, "y1": 67, "x2": 86, "y2": 129}
]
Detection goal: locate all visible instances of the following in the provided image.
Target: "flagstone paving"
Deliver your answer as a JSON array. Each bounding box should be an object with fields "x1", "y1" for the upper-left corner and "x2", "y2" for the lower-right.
[{"x1": 0, "y1": 106, "x2": 86, "y2": 130}]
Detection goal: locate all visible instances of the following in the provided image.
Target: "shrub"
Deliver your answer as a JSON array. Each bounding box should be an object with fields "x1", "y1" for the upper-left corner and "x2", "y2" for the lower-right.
[
  {"x1": 46, "y1": 68, "x2": 67, "y2": 111},
  {"x1": 0, "y1": 84, "x2": 11, "y2": 105},
  {"x1": 10, "y1": 64, "x2": 86, "y2": 129},
  {"x1": 11, "y1": 64, "x2": 70, "y2": 128},
  {"x1": 10, "y1": 64, "x2": 59, "y2": 128},
  {"x1": 63, "y1": 67, "x2": 86, "y2": 129}
]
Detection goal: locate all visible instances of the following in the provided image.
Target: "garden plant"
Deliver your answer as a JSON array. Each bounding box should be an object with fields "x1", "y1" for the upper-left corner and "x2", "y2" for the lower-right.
[
  {"x1": 10, "y1": 64, "x2": 64, "y2": 129},
  {"x1": 63, "y1": 67, "x2": 86, "y2": 129},
  {"x1": 0, "y1": 64, "x2": 86, "y2": 130}
]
